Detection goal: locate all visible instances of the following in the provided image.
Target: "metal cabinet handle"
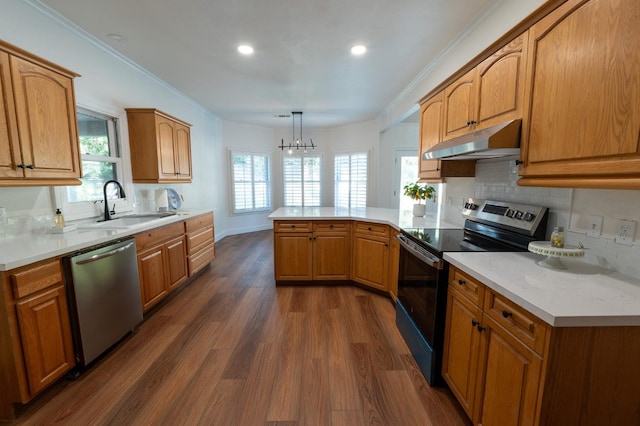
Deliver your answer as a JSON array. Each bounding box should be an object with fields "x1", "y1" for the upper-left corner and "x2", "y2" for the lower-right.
[
  {"x1": 472, "y1": 319, "x2": 480, "y2": 327},
  {"x1": 458, "y1": 279, "x2": 466, "y2": 285},
  {"x1": 75, "y1": 242, "x2": 134, "y2": 265},
  {"x1": 502, "y1": 310, "x2": 513, "y2": 318}
]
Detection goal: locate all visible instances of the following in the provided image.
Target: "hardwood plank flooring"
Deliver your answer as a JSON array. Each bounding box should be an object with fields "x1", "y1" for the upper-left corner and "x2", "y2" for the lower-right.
[{"x1": 7, "y1": 230, "x2": 470, "y2": 426}]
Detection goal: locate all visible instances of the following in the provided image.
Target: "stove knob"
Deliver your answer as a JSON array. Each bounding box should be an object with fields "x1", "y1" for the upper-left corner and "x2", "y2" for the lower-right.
[
  {"x1": 523, "y1": 212, "x2": 535, "y2": 222},
  {"x1": 465, "y1": 202, "x2": 478, "y2": 210},
  {"x1": 506, "y1": 209, "x2": 515, "y2": 218},
  {"x1": 514, "y1": 210, "x2": 524, "y2": 220}
]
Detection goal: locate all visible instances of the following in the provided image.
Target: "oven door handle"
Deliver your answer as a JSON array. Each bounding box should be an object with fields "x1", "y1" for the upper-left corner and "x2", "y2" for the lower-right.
[{"x1": 396, "y1": 234, "x2": 444, "y2": 270}]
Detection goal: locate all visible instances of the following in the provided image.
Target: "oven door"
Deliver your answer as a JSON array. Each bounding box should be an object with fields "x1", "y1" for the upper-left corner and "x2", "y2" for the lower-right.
[{"x1": 395, "y1": 233, "x2": 448, "y2": 385}]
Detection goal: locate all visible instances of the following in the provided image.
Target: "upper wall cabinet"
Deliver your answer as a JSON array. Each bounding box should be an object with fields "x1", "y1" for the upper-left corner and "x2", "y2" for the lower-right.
[
  {"x1": 518, "y1": 0, "x2": 640, "y2": 189},
  {"x1": 126, "y1": 108, "x2": 192, "y2": 183},
  {"x1": 443, "y1": 32, "x2": 529, "y2": 141},
  {"x1": 0, "y1": 41, "x2": 81, "y2": 187},
  {"x1": 419, "y1": 92, "x2": 476, "y2": 181}
]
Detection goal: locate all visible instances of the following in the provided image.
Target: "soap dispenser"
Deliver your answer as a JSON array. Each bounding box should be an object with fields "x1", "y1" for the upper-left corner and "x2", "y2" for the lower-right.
[{"x1": 54, "y1": 208, "x2": 66, "y2": 228}]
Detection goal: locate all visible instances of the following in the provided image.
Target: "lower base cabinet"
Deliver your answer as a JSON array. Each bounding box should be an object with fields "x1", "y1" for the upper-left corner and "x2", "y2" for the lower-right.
[
  {"x1": 443, "y1": 265, "x2": 640, "y2": 425},
  {"x1": 351, "y1": 221, "x2": 390, "y2": 291},
  {"x1": 0, "y1": 259, "x2": 75, "y2": 421}
]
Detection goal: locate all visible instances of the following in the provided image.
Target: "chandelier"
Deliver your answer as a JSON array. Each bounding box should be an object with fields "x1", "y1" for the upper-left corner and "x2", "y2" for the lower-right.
[{"x1": 278, "y1": 111, "x2": 316, "y2": 154}]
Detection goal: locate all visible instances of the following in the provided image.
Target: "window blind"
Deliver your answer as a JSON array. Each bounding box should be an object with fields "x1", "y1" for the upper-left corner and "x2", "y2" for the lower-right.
[
  {"x1": 283, "y1": 155, "x2": 321, "y2": 207},
  {"x1": 334, "y1": 152, "x2": 368, "y2": 208},
  {"x1": 230, "y1": 151, "x2": 271, "y2": 213}
]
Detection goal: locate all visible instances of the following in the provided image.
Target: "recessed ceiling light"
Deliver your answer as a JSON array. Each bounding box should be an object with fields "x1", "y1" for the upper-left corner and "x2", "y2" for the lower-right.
[
  {"x1": 107, "y1": 33, "x2": 126, "y2": 42},
  {"x1": 351, "y1": 45, "x2": 367, "y2": 56},
  {"x1": 238, "y1": 45, "x2": 254, "y2": 55}
]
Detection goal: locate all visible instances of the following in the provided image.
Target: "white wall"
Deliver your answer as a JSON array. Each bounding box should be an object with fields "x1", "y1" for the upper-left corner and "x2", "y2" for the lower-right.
[{"x1": 0, "y1": 0, "x2": 226, "y2": 238}]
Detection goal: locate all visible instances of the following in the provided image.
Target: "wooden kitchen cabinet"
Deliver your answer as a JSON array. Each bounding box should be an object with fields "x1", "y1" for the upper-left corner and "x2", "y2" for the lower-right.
[
  {"x1": 0, "y1": 259, "x2": 75, "y2": 420},
  {"x1": 312, "y1": 221, "x2": 350, "y2": 280},
  {"x1": 418, "y1": 92, "x2": 476, "y2": 181},
  {"x1": 136, "y1": 221, "x2": 187, "y2": 312},
  {"x1": 0, "y1": 40, "x2": 81, "y2": 186},
  {"x1": 442, "y1": 32, "x2": 528, "y2": 141},
  {"x1": 185, "y1": 212, "x2": 216, "y2": 277},
  {"x1": 351, "y1": 221, "x2": 390, "y2": 291},
  {"x1": 444, "y1": 265, "x2": 640, "y2": 425},
  {"x1": 443, "y1": 267, "x2": 547, "y2": 425},
  {"x1": 518, "y1": 0, "x2": 640, "y2": 189},
  {"x1": 274, "y1": 220, "x2": 350, "y2": 282},
  {"x1": 126, "y1": 108, "x2": 193, "y2": 183},
  {"x1": 387, "y1": 232, "x2": 400, "y2": 301}
]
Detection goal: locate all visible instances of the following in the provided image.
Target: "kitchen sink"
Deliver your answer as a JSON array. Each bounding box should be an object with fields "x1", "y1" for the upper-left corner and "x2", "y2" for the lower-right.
[{"x1": 77, "y1": 212, "x2": 177, "y2": 230}]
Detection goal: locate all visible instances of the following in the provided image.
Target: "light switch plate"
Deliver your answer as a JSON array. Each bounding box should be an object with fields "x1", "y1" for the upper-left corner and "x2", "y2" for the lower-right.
[
  {"x1": 615, "y1": 219, "x2": 636, "y2": 246},
  {"x1": 586, "y1": 215, "x2": 603, "y2": 237}
]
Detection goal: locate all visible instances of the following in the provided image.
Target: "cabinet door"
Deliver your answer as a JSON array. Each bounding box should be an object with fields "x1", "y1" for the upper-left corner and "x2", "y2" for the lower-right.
[
  {"x1": 443, "y1": 69, "x2": 477, "y2": 140},
  {"x1": 419, "y1": 93, "x2": 444, "y2": 179},
  {"x1": 0, "y1": 51, "x2": 21, "y2": 178},
  {"x1": 166, "y1": 236, "x2": 187, "y2": 291},
  {"x1": 474, "y1": 315, "x2": 543, "y2": 426},
  {"x1": 156, "y1": 117, "x2": 178, "y2": 180},
  {"x1": 10, "y1": 56, "x2": 80, "y2": 179},
  {"x1": 351, "y1": 234, "x2": 389, "y2": 291},
  {"x1": 476, "y1": 31, "x2": 528, "y2": 130},
  {"x1": 138, "y1": 246, "x2": 168, "y2": 311},
  {"x1": 15, "y1": 285, "x2": 75, "y2": 396},
  {"x1": 174, "y1": 123, "x2": 192, "y2": 181},
  {"x1": 387, "y1": 233, "x2": 400, "y2": 300},
  {"x1": 313, "y1": 233, "x2": 350, "y2": 280},
  {"x1": 442, "y1": 287, "x2": 483, "y2": 418},
  {"x1": 274, "y1": 233, "x2": 313, "y2": 280},
  {"x1": 519, "y1": 0, "x2": 640, "y2": 187}
]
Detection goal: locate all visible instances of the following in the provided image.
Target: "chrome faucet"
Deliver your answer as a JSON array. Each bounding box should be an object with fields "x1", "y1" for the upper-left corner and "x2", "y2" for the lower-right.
[{"x1": 103, "y1": 180, "x2": 126, "y2": 221}]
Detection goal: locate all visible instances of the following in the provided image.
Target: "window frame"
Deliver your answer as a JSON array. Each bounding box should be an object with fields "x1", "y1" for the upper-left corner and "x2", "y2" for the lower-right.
[
  {"x1": 228, "y1": 149, "x2": 272, "y2": 215},
  {"x1": 282, "y1": 153, "x2": 323, "y2": 207},
  {"x1": 53, "y1": 106, "x2": 132, "y2": 221},
  {"x1": 334, "y1": 150, "x2": 370, "y2": 209}
]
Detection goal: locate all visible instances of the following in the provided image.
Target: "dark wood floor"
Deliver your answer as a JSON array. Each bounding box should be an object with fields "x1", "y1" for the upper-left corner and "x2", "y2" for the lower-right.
[{"x1": 8, "y1": 230, "x2": 470, "y2": 425}]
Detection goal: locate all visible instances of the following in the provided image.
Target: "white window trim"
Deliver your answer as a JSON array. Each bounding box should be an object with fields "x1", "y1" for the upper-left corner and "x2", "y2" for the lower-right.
[
  {"x1": 52, "y1": 105, "x2": 134, "y2": 221},
  {"x1": 281, "y1": 152, "x2": 323, "y2": 207},
  {"x1": 228, "y1": 149, "x2": 272, "y2": 215}
]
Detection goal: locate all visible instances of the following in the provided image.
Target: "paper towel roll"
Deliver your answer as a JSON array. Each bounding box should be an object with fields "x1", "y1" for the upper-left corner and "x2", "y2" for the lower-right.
[{"x1": 155, "y1": 189, "x2": 168, "y2": 211}]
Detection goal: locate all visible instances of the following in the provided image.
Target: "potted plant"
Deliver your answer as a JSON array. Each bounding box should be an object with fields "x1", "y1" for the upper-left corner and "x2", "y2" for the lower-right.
[{"x1": 403, "y1": 181, "x2": 436, "y2": 217}]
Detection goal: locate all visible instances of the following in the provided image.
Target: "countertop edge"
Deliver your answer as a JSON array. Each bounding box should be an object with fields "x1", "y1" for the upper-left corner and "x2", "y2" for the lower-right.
[
  {"x1": 444, "y1": 252, "x2": 640, "y2": 328},
  {"x1": 0, "y1": 210, "x2": 212, "y2": 271}
]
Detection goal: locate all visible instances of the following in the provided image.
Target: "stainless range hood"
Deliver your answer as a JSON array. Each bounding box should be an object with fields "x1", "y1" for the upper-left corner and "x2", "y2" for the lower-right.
[{"x1": 423, "y1": 119, "x2": 521, "y2": 160}]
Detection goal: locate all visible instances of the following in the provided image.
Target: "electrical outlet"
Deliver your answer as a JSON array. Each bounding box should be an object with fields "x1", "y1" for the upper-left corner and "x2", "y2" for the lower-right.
[
  {"x1": 615, "y1": 219, "x2": 636, "y2": 246},
  {"x1": 586, "y1": 215, "x2": 603, "y2": 237}
]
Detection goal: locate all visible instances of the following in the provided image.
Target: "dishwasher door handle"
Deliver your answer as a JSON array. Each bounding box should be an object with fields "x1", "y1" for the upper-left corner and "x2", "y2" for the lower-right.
[{"x1": 75, "y1": 242, "x2": 135, "y2": 265}]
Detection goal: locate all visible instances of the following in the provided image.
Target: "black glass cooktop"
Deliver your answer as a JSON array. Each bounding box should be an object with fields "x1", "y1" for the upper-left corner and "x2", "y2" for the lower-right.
[{"x1": 402, "y1": 226, "x2": 525, "y2": 255}]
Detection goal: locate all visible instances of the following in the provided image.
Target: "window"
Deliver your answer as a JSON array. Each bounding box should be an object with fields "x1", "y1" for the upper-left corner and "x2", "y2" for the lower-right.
[
  {"x1": 229, "y1": 151, "x2": 271, "y2": 213},
  {"x1": 67, "y1": 109, "x2": 122, "y2": 202},
  {"x1": 334, "y1": 152, "x2": 368, "y2": 208},
  {"x1": 283, "y1": 155, "x2": 322, "y2": 207}
]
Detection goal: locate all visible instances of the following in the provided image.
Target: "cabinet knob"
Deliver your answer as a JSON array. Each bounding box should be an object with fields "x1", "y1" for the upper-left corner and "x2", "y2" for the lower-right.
[
  {"x1": 368, "y1": 227, "x2": 372, "y2": 231},
  {"x1": 467, "y1": 120, "x2": 477, "y2": 126},
  {"x1": 291, "y1": 225, "x2": 295, "y2": 228},
  {"x1": 471, "y1": 319, "x2": 480, "y2": 327},
  {"x1": 329, "y1": 224, "x2": 334, "y2": 228},
  {"x1": 477, "y1": 325, "x2": 486, "y2": 332},
  {"x1": 502, "y1": 310, "x2": 513, "y2": 318},
  {"x1": 17, "y1": 164, "x2": 25, "y2": 169},
  {"x1": 26, "y1": 164, "x2": 34, "y2": 169},
  {"x1": 457, "y1": 279, "x2": 466, "y2": 285}
]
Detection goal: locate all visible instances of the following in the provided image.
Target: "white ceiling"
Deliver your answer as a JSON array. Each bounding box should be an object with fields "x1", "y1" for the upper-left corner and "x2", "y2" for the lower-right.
[{"x1": 39, "y1": 0, "x2": 496, "y2": 128}]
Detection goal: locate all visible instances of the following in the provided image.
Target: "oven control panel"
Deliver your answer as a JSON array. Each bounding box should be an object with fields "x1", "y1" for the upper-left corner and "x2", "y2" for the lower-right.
[{"x1": 462, "y1": 199, "x2": 548, "y2": 236}]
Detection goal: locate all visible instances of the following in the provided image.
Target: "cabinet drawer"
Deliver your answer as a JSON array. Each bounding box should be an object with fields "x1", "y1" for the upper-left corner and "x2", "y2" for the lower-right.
[
  {"x1": 484, "y1": 290, "x2": 549, "y2": 355},
  {"x1": 185, "y1": 212, "x2": 213, "y2": 233},
  {"x1": 11, "y1": 260, "x2": 63, "y2": 299},
  {"x1": 136, "y1": 221, "x2": 185, "y2": 250},
  {"x1": 188, "y1": 242, "x2": 215, "y2": 276},
  {"x1": 448, "y1": 267, "x2": 485, "y2": 307},
  {"x1": 313, "y1": 221, "x2": 350, "y2": 233},
  {"x1": 187, "y1": 226, "x2": 214, "y2": 254},
  {"x1": 274, "y1": 221, "x2": 312, "y2": 233},
  {"x1": 353, "y1": 221, "x2": 389, "y2": 238}
]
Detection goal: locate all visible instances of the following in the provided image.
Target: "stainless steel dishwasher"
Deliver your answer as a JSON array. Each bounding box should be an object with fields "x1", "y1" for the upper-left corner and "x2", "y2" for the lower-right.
[{"x1": 64, "y1": 237, "x2": 143, "y2": 368}]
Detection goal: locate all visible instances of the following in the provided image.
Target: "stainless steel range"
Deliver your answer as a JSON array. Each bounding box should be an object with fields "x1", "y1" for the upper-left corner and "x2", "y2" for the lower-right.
[{"x1": 395, "y1": 199, "x2": 548, "y2": 385}]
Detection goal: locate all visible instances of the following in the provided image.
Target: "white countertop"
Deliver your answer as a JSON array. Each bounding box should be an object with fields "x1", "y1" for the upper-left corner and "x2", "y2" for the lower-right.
[
  {"x1": 0, "y1": 210, "x2": 211, "y2": 271},
  {"x1": 445, "y1": 251, "x2": 640, "y2": 328},
  {"x1": 268, "y1": 206, "x2": 460, "y2": 230}
]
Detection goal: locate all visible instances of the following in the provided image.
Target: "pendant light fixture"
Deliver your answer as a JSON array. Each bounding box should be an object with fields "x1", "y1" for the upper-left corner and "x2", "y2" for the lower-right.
[{"x1": 278, "y1": 111, "x2": 316, "y2": 154}]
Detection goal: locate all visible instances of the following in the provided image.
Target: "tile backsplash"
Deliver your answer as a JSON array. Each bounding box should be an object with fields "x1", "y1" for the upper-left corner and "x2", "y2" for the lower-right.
[{"x1": 444, "y1": 158, "x2": 640, "y2": 278}]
